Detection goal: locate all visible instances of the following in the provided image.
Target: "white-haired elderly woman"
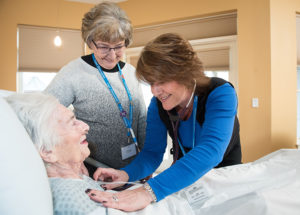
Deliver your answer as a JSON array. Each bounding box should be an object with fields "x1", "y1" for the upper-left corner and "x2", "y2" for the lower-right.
[
  {"x1": 5, "y1": 93, "x2": 106, "y2": 215},
  {"x1": 45, "y1": 1, "x2": 147, "y2": 176}
]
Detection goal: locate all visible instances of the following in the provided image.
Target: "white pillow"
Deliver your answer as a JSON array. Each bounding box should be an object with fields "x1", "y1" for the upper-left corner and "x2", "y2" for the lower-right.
[
  {"x1": 0, "y1": 97, "x2": 53, "y2": 215},
  {"x1": 0, "y1": 89, "x2": 14, "y2": 97}
]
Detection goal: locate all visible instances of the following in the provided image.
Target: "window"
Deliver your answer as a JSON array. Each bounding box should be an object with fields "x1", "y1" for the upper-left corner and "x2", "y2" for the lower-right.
[
  {"x1": 205, "y1": 70, "x2": 229, "y2": 80},
  {"x1": 17, "y1": 25, "x2": 84, "y2": 92},
  {"x1": 17, "y1": 72, "x2": 56, "y2": 93}
]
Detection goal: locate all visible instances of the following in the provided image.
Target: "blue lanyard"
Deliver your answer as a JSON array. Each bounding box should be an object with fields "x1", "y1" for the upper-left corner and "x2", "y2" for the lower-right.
[
  {"x1": 177, "y1": 95, "x2": 198, "y2": 156},
  {"x1": 92, "y1": 54, "x2": 139, "y2": 150}
]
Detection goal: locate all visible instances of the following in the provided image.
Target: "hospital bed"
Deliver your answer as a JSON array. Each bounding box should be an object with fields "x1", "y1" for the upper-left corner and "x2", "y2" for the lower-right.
[{"x1": 1, "y1": 90, "x2": 300, "y2": 215}]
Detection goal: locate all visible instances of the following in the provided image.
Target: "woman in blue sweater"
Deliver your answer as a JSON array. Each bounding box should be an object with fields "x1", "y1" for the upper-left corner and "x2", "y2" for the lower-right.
[{"x1": 87, "y1": 33, "x2": 242, "y2": 212}]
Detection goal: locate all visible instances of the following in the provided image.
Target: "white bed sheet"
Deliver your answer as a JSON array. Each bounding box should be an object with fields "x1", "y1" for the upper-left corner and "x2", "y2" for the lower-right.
[
  {"x1": 90, "y1": 149, "x2": 300, "y2": 215},
  {"x1": 190, "y1": 149, "x2": 300, "y2": 215}
]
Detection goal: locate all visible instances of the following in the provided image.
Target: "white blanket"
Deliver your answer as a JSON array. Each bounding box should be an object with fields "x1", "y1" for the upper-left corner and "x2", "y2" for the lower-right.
[{"x1": 90, "y1": 149, "x2": 300, "y2": 215}]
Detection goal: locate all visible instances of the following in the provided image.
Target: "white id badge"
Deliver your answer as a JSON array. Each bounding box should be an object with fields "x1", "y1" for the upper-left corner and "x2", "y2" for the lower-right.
[
  {"x1": 184, "y1": 183, "x2": 209, "y2": 205},
  {"x1": 121, "y1": 143, "x2": 137, "y2": 160}
]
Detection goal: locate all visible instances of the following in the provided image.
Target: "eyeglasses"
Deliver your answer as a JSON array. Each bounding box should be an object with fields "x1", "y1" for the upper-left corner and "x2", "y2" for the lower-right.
[{"x1": 92, "y1": 40, "x2": 125, "y2": 54}]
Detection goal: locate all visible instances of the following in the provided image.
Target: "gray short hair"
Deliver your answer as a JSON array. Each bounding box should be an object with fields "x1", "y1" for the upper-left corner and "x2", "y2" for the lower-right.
[
  {"x1": 5, "y1": 93, "x2": 60, "y2": 152},
  {"x1": 82, "y1": 1, "x2": 133, "y2": 48}
]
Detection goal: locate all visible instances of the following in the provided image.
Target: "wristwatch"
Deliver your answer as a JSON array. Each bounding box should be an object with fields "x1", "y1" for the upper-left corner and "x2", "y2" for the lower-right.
[{"x1": 143, "y1": 182, "x2": 157, "y2": 203}]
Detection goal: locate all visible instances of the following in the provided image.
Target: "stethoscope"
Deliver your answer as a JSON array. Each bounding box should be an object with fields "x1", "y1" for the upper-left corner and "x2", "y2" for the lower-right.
[
  {"x1": 92, "y1": 54, "x2": 139, "y2": 152},
  {"x1": 169, "y1": 82, "x2": 198, "y2": 163}
]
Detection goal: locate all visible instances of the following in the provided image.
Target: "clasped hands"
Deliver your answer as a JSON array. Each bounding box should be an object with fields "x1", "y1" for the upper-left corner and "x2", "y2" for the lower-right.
[{"x1": 86, "y1": 168, "x2": 154, "y2": 212}]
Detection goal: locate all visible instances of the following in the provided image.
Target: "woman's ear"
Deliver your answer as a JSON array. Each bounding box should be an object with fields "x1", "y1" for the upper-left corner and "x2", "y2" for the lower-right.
[{"x1": 39, "y1": 149, "x2": 57, "y2": 163}]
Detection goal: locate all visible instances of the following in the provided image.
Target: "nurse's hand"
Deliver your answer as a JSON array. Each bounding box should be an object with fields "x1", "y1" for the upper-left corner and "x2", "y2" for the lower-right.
[
  {"x1": 87, "y1": 186, "x2": 153, "y2": 212},
  {"x1": 94, "y1": 168, "x2": 129, "y2": 190}
]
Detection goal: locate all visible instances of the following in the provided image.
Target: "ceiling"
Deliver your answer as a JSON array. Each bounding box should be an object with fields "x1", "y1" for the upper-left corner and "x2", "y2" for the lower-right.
[{"x1": 65, "y1": 0, "x2": 127, "y2": 4}]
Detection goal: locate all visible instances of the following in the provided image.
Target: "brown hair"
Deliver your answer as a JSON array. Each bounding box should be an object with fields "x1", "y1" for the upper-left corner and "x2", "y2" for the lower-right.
[
  {"x1": 81, "y1": 2, "x2": 132, "y2": 48},
  {"x1": 136, "y1": 33, "x2": 210, "y2": 92}
]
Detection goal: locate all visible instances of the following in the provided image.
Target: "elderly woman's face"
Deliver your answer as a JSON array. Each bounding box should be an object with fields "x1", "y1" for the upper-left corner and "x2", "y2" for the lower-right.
[
  {"x1": 151, "y1": 81, "x2": 191, "y2": 111},
  {"x1": 92, "y1": 40, "x2": 125, "y2": 70},
  {"x1": 53, "y1": 104, "x2": 90, "y2": 164}
]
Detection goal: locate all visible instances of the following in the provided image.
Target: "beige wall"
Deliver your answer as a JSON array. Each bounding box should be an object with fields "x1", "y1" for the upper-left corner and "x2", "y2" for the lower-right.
[
  {"x1": 237, "y1": 0, "x2": 272, "y2": 161},
  {"x1": 270, "y1": 0, "x2": 300, "y2": 152},
  {"x1": 1, "y1": 0, "x2": 300, "y2": 162}
]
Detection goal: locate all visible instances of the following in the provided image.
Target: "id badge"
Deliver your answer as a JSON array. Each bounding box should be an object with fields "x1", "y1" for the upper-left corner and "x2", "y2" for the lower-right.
[
  {"x1": 121, "y1": 143, "x2": 137, "y2": 160},
  {"x1": 184, "y1": 183, "x2": 209, "y2": 205}
]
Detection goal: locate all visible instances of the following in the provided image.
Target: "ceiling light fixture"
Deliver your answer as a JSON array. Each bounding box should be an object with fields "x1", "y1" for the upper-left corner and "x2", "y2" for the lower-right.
[
  {"x1": 54, "y1": 0, "x2": 62, "y2": 47},
  {"x1": 54, "y1": 34, "x2": 62, "y2": 47}
]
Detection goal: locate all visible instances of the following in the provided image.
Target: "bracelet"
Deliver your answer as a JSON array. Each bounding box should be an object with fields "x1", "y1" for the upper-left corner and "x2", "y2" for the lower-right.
[{"x1": 143, "y1": 182, "x2": 157, "y2": 203}]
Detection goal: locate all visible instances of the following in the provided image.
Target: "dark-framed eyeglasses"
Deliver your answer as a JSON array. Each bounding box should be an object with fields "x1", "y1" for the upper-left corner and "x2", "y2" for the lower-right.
[{"x1": 92, "y1": 40, "x2": 125, "y2": 54}]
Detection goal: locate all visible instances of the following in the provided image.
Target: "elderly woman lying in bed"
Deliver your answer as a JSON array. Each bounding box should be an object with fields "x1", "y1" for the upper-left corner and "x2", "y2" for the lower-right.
[
  {"x1": 6, "y1": 93, "x2": 194, "y2": 215},
  {"x1": 5, "y1": 93, "x2": 106, "y2": 215}
]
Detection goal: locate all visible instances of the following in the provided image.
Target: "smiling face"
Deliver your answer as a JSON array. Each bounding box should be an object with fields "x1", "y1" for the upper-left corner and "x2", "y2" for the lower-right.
[
  {"x1": 151, "y1": 81, "x2": 192, "y2": 111},
  {"x1": 91, "y1": 40, "x2": 125, "y2": 70},
  {"x1": 52, "y1": 104, "x2": 90, "y2": 164}
]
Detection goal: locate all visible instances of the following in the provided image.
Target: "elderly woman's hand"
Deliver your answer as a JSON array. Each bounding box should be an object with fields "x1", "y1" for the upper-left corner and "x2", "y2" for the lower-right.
[
  {"x1": 87, "y1": 186, "x2": 153, "y2": 212},
  {"x1": 93, "y1": 168, "x2": 129, "y2": 190}
]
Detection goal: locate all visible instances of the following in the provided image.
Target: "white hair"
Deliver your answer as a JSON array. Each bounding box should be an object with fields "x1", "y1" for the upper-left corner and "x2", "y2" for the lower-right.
[{"x1": 5, "y1": 92, "x2": 60, "y2": 152}]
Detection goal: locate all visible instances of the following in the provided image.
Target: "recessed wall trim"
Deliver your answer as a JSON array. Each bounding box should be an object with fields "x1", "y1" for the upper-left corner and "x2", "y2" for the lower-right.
[{"x1": 134, "y1": 12, "x2": 237, "y2": 31}]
